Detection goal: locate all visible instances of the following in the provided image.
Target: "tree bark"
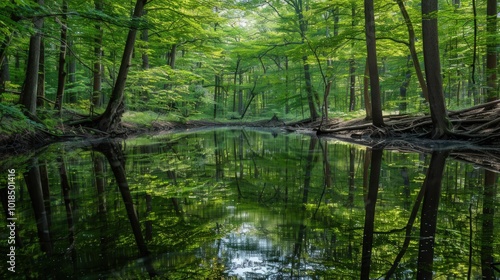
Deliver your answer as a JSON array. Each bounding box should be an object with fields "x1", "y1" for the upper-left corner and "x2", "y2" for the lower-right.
[
  {"x1": 19, "y1": 0, "x2": 44, "y2": 115},
  {"x1": 364, "y1": 0, "x2": 384, "y2": 127},
  {"x1": 486, "y1": 0, "x2": 497, "y2": 103},
  {"x1": 36, "y1": 38, "x2": 45, "y2": 107},
  {"x1": 363, "y1": 60, "x2": 372, "y2": 120},
  {"x1": 303, "y1": 55, "x2": 319, "y2": 120},
  {"x1": 0, "y1": 56, "x2": 9, "y2": 96},
  {"x1": 93, "y1": 0, "x2": 148, "y2": 132},
  {"x1": 422, "y1": 0, "x2": 451, "y2": 138},
  {"x1": 289, "y1": 0, "x2": 319, "y2": 120},
  {"x1": 92, "y1": 0, "x2": 103, "y2": 108},
  {"x1": 349, "y1": 58, "x2": 356, "y2": 111},
  {"x1": 396, "y1": 0, "x2": 429, "y2": 102},
  {"x1": 54, "y1": 0, "x2": 68, "y2": 112},
  {"x1": 67, "y1": 38, "x2": 77, "y2": 103}
]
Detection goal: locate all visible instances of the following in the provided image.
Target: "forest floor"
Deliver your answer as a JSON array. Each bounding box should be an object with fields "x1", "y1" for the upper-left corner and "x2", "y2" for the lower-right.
[{"x1": 1, "y1": 100, "x2": 500, "y2": 170}]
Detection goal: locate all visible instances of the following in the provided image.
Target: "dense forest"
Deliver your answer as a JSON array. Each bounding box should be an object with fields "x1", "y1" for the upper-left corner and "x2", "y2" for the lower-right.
[{"x1": 0, "y1": 0, "x2": 498, "y2": 145}]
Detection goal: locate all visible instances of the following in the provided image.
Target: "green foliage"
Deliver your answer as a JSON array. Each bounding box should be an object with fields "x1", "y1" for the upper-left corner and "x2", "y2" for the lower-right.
[
  {"x1": 0, "y1": 0, "x2": 496, "y2": 131},
  {"x1": 0, "y1": 103, "x2": 41, "y2": 134}
]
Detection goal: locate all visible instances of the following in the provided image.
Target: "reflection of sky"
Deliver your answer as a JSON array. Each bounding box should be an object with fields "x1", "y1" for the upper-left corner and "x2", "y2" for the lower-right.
[
  {"x1": 218, "y1": 206, "x2": 319, "y2": 279},
  {"x1": 223, "y1": 222, "x2": 278, "y2": 278}
]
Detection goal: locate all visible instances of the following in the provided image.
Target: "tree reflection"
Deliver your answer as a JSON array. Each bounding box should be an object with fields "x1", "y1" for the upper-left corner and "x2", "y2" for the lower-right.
[
  {"x1": 482, "y1": 170, "x2": 497, "y2": 279},
  {"x1": 417, "y1": 150, "x2": 448, "y2": 279},
  {"x1": 361, "y1": 147, "x2": 383, "y2": 279},
  {"x1": 93, "y1": 140, "x2": 158, "y2": 278},
  {"x1": 24, "y1": 157, "x2": 53, "y2": 255}
]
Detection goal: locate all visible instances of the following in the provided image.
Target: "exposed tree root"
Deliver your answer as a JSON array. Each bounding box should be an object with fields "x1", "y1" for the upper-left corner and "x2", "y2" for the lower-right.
[{"x1": 314, "y1": 101, "x2": 500, "y2": 145}]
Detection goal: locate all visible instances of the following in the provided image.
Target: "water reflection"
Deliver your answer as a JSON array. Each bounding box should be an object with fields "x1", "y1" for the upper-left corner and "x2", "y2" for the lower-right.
[{"x1": 0, "y1": 128, "x2": 498, "y2": 279}]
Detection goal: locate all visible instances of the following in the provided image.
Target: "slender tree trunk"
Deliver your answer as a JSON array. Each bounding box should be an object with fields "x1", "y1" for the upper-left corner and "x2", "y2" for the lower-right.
[
  {"x1": 399, "y1": 56, "x2": 412, "y2": 112},
  {"x1": 36, "y1": 38, "x2": 45, "y2": 107},
  {"x1": 0, "y1": 56, "x2": 9, "y2": 96},
  {"x1": 141, "y1": 9, "x2": 149, "y2": 70},
  {"x1": 67, "y1": 39, "x2": 77, "y2": 103},
  {"x1": 169, "y1": 44, "x2": 177, "y2": 69},
  {"x1": 232, "y1": 57, "x2": 241, "y2": 112},
  {"x1": 349, "y1": 58, "x2": 356, "y2": 111},
  {"x1": 285, "y1": 56, "x2": 290, "y2": 114},
  {"x1": 92, "y1": 0, "x2": 103, "y2": 108},
  {"x1": 290, "y1": 0, "x2": 319, "y2": 121},
  {"x1": 19, "y1": 0, "x2": 44, "y2": 115},
  {"x1": 213, "y1": 74, "x2": 219, "y2": 118},
  {"x1": 422, "y1": 0, "x2": 451, "y2": 138},
  {"x1": 364, "y1": 0, "x2": 384, "y2": 127},
  {"x1": 303, "y1": 56, "x2": 319, "y2": 120},
  {"x1": 363, "y1": 60, "x2": 372, "y2": 120},
  {"x1": 54, "y1": 0, "x2": 68, "y2": 112},
  {"x1": 93, "y1": 0, "x2": 148, "y2": 132},
  {"x1": 396, "y1": 0, "x2": 429, "y2": 102},
  {"x1": 486, "y1": 0, "x2": 497, "y2": 103}
]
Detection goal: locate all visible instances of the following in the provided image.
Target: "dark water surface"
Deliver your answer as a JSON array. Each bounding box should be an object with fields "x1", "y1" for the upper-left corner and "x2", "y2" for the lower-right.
[{"x1": 1, "y1": 128, "x2": 499, "y2": 279}]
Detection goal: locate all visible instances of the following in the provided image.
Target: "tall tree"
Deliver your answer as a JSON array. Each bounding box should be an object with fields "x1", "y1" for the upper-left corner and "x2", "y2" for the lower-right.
[
  {"x1": 421, "y1": 0, "x2": 451, "y2": 138},
  {"x1": 92, "y1": 0, "x2": 148, "y2": 132},
  {"x1": 54, "y1": 0, "x2": 68, "y2": 112},
  {"x1": 363, "y1": 0, "x2": 384, "y2": 126},
  {"x1": 485, "y1": 0, "x2": 497, "y2": 103},
  {"x1": 286, "y1": 0, "x2": 320, "y2": 121},
  {"x1": 92, "y1": 0, "x2": 104, "y2": 108},
  {"x1": 395, "y1": 0, "x2": 428, "y2": 102},
  {"x1": 19, "y1": 0, "x2": 44, "y2": 116}
]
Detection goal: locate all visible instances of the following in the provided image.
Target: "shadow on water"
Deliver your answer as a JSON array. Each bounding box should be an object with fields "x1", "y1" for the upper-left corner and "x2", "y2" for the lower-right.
[{"x1": 0, "y1": 128, "x2": 499, "y2": 279}]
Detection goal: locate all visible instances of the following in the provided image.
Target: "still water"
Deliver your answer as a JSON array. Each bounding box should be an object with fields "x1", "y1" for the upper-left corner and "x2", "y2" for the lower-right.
[{"x1": 0, "y1": 128, "x2": 499, "y2": 279}]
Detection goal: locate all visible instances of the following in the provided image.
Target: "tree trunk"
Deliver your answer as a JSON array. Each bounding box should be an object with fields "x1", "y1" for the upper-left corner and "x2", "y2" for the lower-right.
[
  {"x1": 399, "y1": 56, "x2": 412, "y2": 112},
  {"x1": 232, "y1": 57, "x2": 241, "y2": 112},
  {"x1": 67, "y1": 38, "x2": 77, "y2": 103},
  {"x1": 92, "y1": 0, "x2": 103, "y2": 108},
  {"x1": 363, "y1": 60, "x2": 372, "y2": 120},
  {"x1": 0, "y1": 56, "x2": 9, "y2": 96},
  {"x1": 486, "y1": 0, "x2": 497, "y2": 103},
  {"x1": 396, "y1": 0, "x2": 429, "y2": 102},
  {"x1": 54, "y1": 0, "x2": 68, "y2": 112},
  {"x1": 290, "y1": 0, "x2": 319, "y2": 121},
  {"x1": 19, "y1": 0, "x2": 44, "y2": 115},
  {"x1": 36, "y1": 38, "x2": 45, "y2": 107},
  {"x1": 349, "y1": 58, "x2": 356, "y2": 111},
  {"x1": 303, "y1": 56, "x2": 319, "y2": 120},
  {"x1": 93, "y1": 0, "x2": 148, "y2": 132},
  {"x1": 141, "y1": 9, "x2": 149, "y2": 70},
  {"x1": 364, "y1": 0, "x2": 384, "y2": 127},
  {"x1": 422, "y1": 0, "x2": 451, "y2": 138}
]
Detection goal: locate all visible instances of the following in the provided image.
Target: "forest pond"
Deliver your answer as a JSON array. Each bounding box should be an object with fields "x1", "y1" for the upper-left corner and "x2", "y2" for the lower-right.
[{"x1": 1, "y1": 128, "x2": 499, "y2": 279}]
